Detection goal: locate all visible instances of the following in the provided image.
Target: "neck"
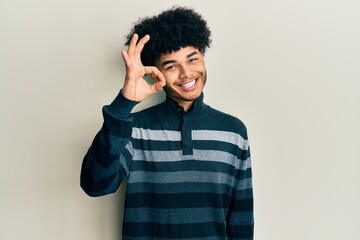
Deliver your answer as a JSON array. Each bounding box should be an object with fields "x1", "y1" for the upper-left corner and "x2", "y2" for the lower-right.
[
  {"x1": 169, "y1": 97, "x2": 194, "y2": 112},
  {"x1": 180, "y1": 101, "x2": 194, "y2": 112}
]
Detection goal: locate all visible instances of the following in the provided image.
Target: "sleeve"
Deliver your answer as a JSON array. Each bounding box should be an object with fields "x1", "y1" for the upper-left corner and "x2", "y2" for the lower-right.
[
  {"x1": 80, "y1": 91, "x2": 139, "y2": 197},
  {"x1": 226, "y1": 128, "x2": 254, "y2": 239}
]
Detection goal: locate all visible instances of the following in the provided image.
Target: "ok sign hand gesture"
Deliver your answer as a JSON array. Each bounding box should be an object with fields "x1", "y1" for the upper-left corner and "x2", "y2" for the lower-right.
[{"x1": 121, "y1": 34, "x2": 166, "y2": 102}]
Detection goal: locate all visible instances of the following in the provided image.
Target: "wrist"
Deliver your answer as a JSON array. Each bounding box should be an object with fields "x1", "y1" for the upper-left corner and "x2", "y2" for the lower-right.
[{"x1": 105, "y1": 89, "x2": 139, "y2": 118}]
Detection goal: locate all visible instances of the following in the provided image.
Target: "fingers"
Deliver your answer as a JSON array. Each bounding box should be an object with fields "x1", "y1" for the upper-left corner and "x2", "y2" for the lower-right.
[
  {"x1": 144, "y1": 66, "x2": 166, "y2": 83},
  {"x1": 152, "y1": 78, "x2": 166, "y2": 92},
  {"x1": 145, "y1": 66, "x2": 166, "y2": 93},
  {"x1": 127, "y1": 34, "x2": 139, "y2": 57},
  {"x1": 121, "y1": 50, "x2": 131, "y2": 68},
  {"x1": 121, "y1": 34, "x2": 164, "y2": 97},
  {"x1": 135, "y1": 34, "x2": 150, "y2": 55},
  {"x1": 122, "y1": 34, "x2": 150, "y2": 69},
  {"x1": 127, "y1": 33, "x2": 150, "y2": 57}
]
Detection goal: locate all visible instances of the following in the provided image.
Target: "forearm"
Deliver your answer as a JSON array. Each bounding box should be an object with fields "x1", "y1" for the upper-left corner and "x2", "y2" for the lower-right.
[
  {"x1": 227, "y1": 132, "x2": 254, "y2": 239},
  {"x1": 226, "y1": 187, "x2": 254, "y2": 239},
  {"x1": 80, "y1": 92, "x2": 139, "y2": 196}
]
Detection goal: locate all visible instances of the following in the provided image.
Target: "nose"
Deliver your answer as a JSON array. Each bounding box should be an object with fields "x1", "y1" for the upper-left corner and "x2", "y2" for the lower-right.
[{"x1": 179, "y1": 64, "x2": 192, "y2": 79}]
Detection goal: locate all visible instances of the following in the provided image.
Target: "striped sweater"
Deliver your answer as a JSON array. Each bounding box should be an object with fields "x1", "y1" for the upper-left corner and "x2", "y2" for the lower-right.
[{"x1": 80, "y1": 92, "x2": 254, "y2": 239}]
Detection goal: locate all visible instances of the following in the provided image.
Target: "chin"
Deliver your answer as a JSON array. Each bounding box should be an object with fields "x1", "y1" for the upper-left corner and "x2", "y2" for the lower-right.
[{"x1": 164, "y1": 84, "x2": 203, "y2": 101}]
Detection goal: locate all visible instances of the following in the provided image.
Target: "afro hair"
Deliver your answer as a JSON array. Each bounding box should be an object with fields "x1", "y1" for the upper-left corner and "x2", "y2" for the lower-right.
[{"x1": 125, "y1": 6, "x2": 212, "y2": 66}]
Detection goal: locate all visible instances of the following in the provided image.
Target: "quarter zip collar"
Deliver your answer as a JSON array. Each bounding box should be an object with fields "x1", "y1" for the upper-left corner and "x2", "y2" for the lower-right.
[
  {"x1": 159, "y1": 92, "x2": 209, "y2": 120},
  {"x1": 157, "y1": 92, "x2": 209, "y2": 156}
]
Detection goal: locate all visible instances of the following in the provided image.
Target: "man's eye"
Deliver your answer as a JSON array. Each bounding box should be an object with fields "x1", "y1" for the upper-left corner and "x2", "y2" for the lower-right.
[
  {"x1": 166, "y1": 65, "x2": 175, "y2": 70},
  {"x1": 189, "y1": 58, "x2": 198, "y2": 63}
]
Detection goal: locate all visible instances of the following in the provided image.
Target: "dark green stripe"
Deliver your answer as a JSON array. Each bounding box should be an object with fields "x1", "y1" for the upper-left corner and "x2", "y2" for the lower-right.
[
  {"x1": 126, "y1": 182, "x2": 253, "y2": 200},
  {"x1": 123, "y1": 221, "x2": 227, "y2": 238},
  {"x1": 125, "y1": 192, "x2": 230, "y2": 208},
  {"x1": 227, "y1": 224, "x2": 254, "y2": 239},
  {"x1": 130, "y1": 160, "x2": 252, "y2": 180}
]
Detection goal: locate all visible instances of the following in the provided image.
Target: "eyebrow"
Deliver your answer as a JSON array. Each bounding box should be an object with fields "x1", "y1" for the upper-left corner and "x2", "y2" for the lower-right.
[{"x1": 161, "y1": 51, "x2": 199, "y2": 67}]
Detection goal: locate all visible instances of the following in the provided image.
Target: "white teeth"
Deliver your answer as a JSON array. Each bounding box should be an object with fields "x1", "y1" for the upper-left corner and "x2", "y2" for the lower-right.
[{"x1": 180, "y1": 79, "x2": 196, "y2": 89}]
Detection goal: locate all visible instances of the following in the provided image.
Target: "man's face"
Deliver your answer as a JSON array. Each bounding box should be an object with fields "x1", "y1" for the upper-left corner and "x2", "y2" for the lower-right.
[{"x1": 155, "y1": 46, "x2": 207, "y2": 110}]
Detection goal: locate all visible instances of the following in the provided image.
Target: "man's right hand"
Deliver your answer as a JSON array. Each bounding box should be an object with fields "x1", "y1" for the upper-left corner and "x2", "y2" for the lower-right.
[{"x1": 121, "y1": 34, "x2": 166, "y2": 102}]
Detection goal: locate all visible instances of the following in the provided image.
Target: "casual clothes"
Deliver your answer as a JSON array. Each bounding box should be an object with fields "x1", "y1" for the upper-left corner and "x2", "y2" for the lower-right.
[{"x1": 81, "y1": 92, "x2": 254, "y2": 239}]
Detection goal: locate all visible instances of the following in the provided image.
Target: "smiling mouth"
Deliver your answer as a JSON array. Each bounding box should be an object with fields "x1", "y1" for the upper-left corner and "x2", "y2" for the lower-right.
[{"x1": 177, "y1": 77, "x2": 198, "y2": 90}]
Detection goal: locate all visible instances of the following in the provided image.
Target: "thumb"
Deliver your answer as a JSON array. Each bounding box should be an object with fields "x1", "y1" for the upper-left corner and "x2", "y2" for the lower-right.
[{"x1": 150, "y1": 79, "x2": 166, "y2": 93}]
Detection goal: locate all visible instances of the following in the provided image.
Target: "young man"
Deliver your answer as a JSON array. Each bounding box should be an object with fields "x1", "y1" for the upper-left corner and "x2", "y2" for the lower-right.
[{"x1": 81, "y1": 7, "x2": 254, "y2": 239}]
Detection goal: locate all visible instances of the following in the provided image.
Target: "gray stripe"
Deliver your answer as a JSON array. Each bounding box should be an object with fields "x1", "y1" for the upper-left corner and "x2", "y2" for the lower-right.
[
  {"x1": 123, "y1": 207, "x2": 226, "y2": 224},
  {"x1": 228, "y1": 211, "x2": 254, "y2": 225},
  {"x1": 236, "y1": 178, "x2": 253, "y2": 191},
  {"x1": 119, "y1": 142, "x2": 133, "y2": 176},
  {"x1": 133, "y1": 149, "x2": 251, "y2": 171},
  {"x1": 132, "y1": 128, "x2": 181, "y2": 141},
  {"x1": 193, "y1": 130, "x2": 249, "y2": 150},
  {"x1": 132, "y1": 128, "x2": 249, "y2": 150},
  {"x1": 241, "y1": 157, "x2": 252, "y2": 171},
  {"x1": 119, "y1": 154, "x2": 129, "y2": 176},
  {"x1": 124, "y1": 141, "x2": 134, "y2": 155},
  {"x1": 234, "y1": 187, "x2": 253, "y2": 200},
  {"x1": 127, "y1": 171, "x2": 252, "y2": 190}
]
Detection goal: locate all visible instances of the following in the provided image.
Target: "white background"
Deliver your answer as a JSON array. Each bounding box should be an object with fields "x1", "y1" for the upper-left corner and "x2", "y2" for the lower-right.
[{"x1": 1, "y1": 0, "x2": 359, "y2": 239}]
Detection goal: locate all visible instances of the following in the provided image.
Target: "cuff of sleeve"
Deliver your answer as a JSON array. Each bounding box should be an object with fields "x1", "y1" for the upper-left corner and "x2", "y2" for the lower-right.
[{"x1": 104, "y1": 90, "x2": 139, "y2": 119}]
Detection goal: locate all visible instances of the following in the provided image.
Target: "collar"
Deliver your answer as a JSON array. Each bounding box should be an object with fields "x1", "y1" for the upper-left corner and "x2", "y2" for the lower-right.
[{"x1": 158, "y1": 92, "x2": 210, "y2": 120}]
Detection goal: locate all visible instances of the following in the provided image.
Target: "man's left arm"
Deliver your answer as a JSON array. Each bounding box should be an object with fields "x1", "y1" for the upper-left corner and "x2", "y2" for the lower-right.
[{"x1": 226, "y1": 130, "x2": 254, "y2": 239}]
